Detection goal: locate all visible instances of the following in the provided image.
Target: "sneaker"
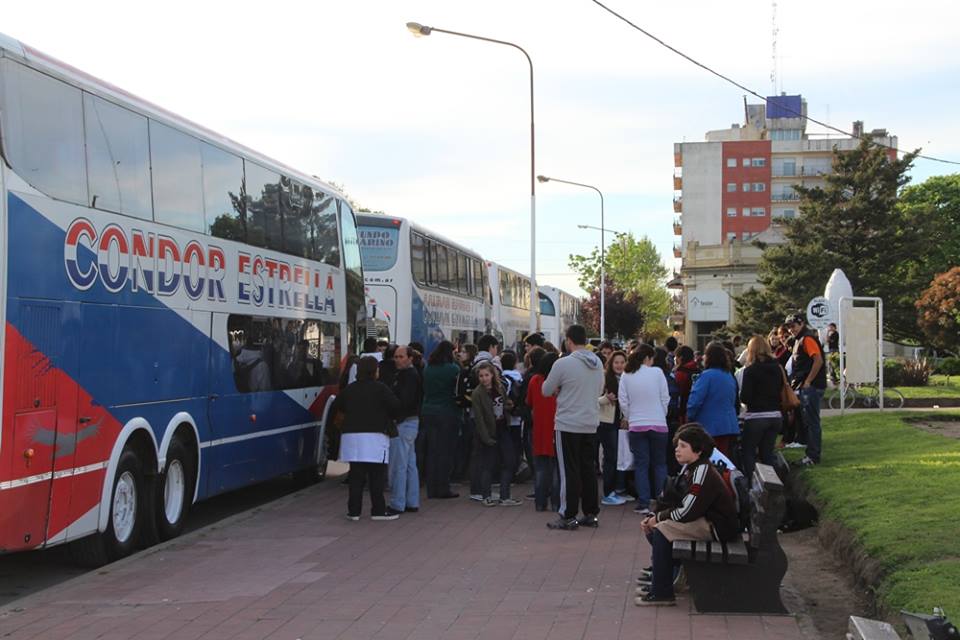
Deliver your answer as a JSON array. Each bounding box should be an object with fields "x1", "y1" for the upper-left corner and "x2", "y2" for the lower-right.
[
  {"x1": 469, "y1": 494, "x2": 484, "y2": 502},
  {"x1": 636, "y1": 569, "x2": 653, "y2": 583},
  {"x1": 371, "y1": 512, "x2": 399, "y2": 521},
  {"x1": 634, "y1": 505, "x2": 652, "y2": 517},
  {"x1": 525, "y1": 493, "x2": 536, "y2": 501},
  {"x1": 784, "y1": 441, "x2": 805, "y2": 449},
  {"x1": 434, "y1": 492, "x2": 460, "y2": 499},
  {"x1": 635, "y1": 585, "x2": 651, "y2": 596},
  {"x1": 481, "y1": 497, "x2": 499, "y2": 507},
  {"x1": 346, "y1": 514, "x2": 360, "y2": 522},
  {"x1": 499, "y1": 498, "x2": 523, "y2": 507},
  {"x1": 635, "y1": 593, "x2": 675, "y2": 607},
  {"x1": 601, "y1": 492, "x2": 627, "y2": 506},
  {"x1": 798, "y1": 456, "x2": 817, "y2": 467},
  {"x1": 384, "y1": 507, "x2": 404, "y2": 517},
  {"x1": 404, "y1": 506, "x2": 419, "y2": 513},
  {"x1": 546, "y1": 517, "x2": 579, "y2": 531},
  {"x1": 576, "y1": 515, "x2": 599, "y2": 528}
]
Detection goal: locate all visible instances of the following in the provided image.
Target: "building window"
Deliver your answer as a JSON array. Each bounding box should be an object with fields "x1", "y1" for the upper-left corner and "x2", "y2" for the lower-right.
[
  {"x1": 751, "y1": 158, "x2": 766, "y2": 167},
  {"x1": 783, "y1": 209, "x2": 796, "y2": 219},
  {"x1": 753, "y1": 182, "x2": 766, "y2": 192},
  {"x1": 726, "y1": 207, "x2": 737, "y2": 217},
  {"x1": 742, "y1": 182, "x2": 752, "y2": 192},
  {"x1": 726, "y1": 183, "x2": 737, "y2": 192},
  {"x1": 726, "y1": 158, "x2": 737, "y2": 168},
  {"x1": 742, "y1": 158, "x2": 750, "y2": 167},
  {"x1": 752, "y1": 207, "x2": 766, "y2": 216},
  {"x1": 726, "y1": 232, "x2": 738, "y2": 243},
  {"x1": 743, "y1": 207, "x2": 751, "y2": 217}
]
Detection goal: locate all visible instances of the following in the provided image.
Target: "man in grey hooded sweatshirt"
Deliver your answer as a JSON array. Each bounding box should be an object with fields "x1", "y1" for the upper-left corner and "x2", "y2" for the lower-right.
[{"x1": 541, "y1": 324, "x2": 605, "y2": 530}]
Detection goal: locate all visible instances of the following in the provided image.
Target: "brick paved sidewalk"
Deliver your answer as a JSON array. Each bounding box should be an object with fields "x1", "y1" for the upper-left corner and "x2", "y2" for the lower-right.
[{"x1": 0, "y1": 473, "x2": 804, "y2": 640}]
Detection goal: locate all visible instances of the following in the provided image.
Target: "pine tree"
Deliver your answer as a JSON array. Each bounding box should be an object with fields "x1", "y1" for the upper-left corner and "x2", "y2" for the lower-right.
[{"x1": 735, "y1": 139, "x2": 928, "y2": 341}]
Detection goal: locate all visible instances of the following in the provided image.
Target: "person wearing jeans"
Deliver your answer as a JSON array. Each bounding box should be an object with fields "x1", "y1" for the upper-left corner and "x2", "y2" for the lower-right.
[
  {"x1": 388, "y1": 346, "x2": 423, "y2": 514},
  {"x1": 786, "y1": 313, "x2": 827, "y2": 466},
  {"x1": 618, "y1": 344, "x2": 670, "y2": 515},
  {"x1": 526, "y1": 352, "x2": 560, "y2": 512}
]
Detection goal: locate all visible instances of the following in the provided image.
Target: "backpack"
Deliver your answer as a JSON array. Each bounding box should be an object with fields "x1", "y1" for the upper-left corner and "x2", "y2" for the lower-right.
[{"x1": 714, "y1": 460, "x2": 751, "y2": 532}]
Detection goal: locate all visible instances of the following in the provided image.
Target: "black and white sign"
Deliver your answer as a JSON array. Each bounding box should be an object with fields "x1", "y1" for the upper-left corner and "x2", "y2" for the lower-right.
[{"x1": 806, "y1": 296, "x2": 834, "y2": 330}]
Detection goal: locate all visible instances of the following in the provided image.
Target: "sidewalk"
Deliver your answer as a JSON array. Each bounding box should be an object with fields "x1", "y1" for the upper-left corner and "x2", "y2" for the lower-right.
[{"x1": 0, "y1": 471, "x2": 805, "y2": 640}]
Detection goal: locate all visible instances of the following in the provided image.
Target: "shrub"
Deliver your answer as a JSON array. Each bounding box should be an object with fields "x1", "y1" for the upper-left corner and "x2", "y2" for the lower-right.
[
  {"x1": 899, "y1": 359, "x2": 932, "y2": 386},
  {"x1": 883, "y1": 360, "x2": 906, "y2": 386},
  {"x1": 935, "y1": 357, "x2": 960, "y2": 376}
]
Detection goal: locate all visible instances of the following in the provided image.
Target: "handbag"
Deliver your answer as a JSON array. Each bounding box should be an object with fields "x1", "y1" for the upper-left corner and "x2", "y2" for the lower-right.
[{"x1": 780, "y1": 366, "x2": 801, "y2": 411}]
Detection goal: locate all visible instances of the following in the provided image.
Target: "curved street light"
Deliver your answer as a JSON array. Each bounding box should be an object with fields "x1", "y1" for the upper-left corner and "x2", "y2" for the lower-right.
[
  {"x1": 539, "y1": 175, "x2": 607, "y2": 340},
  {"x1": 407, "y1": 21, "x2": 538, "y2": 333}
]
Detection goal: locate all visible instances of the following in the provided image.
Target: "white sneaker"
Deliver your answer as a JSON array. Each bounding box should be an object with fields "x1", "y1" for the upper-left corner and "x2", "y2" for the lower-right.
[
  {"x1": 784, "y1": 442, "x2": 805, "y2": 449},
  {"x1": 469, "y1": 494, "x2": 484, "y2": 502},
  {"x1": 601, "y1": 493, "x2": 627, "y2": 506}
]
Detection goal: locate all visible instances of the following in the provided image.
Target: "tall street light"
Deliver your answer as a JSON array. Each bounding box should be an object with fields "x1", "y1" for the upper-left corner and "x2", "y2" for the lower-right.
[
  {"x1": 539, "y1": 175, "x2": 607, "y2": 339},
  {"x1": 407, "y1": 21, "x2": 538, "y2": 334}
]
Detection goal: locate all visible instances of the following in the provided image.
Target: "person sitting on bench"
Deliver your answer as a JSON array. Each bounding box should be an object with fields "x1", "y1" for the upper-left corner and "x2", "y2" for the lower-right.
[{"x1": 637, "y1": 424, "x2": 740, "y2": 606}]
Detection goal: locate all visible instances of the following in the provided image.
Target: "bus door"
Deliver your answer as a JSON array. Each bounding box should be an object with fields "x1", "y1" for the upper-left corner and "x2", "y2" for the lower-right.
[{"x1": 5, "y1": 301, "x2": 79, "y2": 549}]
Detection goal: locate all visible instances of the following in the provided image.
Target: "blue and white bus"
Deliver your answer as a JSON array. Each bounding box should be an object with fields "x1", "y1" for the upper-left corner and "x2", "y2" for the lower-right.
[
  {"x1": 0, "y1": 33, "x2": 364, "y2": 562},
  {"x1": 488, "y1": 261, "x2": 537, "y2": 354},
  {"x1": 357, "y1": 215, "x2": 488, "y2": 356},
  {"x1": 539, "y1": 285, "x2": 582, "y2": 345}
]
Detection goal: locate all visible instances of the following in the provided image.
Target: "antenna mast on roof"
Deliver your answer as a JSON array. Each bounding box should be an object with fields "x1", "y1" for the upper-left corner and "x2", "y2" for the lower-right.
[{"x1": 771, "y1": 1, "x2": 779, "y2": 95}]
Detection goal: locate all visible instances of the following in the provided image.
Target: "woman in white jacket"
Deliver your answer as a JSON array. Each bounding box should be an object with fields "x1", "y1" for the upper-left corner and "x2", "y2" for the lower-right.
[{"x1": 618, "y1": 344, "x2": 670, "y2": 516}]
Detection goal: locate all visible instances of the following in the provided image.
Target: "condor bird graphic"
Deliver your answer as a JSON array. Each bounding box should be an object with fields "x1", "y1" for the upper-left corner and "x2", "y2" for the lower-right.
[{"x1": 30, "y1": 421, "x2": 102, "y2": 459}]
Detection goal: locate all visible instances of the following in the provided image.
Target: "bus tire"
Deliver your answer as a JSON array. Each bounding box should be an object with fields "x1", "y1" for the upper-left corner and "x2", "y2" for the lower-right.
[
  {"x1": 156, "y1": 437, "x2": 194, "y2": 541},
  {"x1": 68, "y1": 447, "x2": 147, "y2": 566},
  {"x1": 105, "y1": 448, "x2": 147, "y2": 559}
]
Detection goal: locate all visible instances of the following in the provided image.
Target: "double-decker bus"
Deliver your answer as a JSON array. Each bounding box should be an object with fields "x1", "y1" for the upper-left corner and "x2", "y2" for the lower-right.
[
  {"x1": 356, "y1": 214, "x2": 487, "y2": 356},
  {"x1": 488, "y1": 262, "x2": 537, "y2": 354},
  {"x1": 0, "y1": 34, "x2": 364, "y2": 562},
  {"x1": 539, "y1": 285, "x2": 582, "y2": 345}
]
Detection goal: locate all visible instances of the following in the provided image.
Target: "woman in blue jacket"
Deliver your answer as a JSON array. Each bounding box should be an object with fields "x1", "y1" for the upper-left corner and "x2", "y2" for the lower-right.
[{"x1": 686, "y1": 342, "x2": 739, "y2": 457}]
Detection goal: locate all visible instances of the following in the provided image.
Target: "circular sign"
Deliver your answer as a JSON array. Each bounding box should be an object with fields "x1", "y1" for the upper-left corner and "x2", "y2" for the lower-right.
[{"x1": 806, "y1": 296, "x2": 834, "y2": 330}]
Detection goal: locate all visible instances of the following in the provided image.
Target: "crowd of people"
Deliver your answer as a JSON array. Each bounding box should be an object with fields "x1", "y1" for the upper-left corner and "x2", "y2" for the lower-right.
[{"x1": 328, "y1": 312, "x2": 828, "y2": 606}]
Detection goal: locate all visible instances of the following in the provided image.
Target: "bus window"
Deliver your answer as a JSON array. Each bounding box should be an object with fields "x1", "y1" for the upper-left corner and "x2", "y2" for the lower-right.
[
  {"x1": 203, "y1": 143, "x2": 245, "y2": 240},
  {"x1": 228, "y1": 315, "x2": 340, "y2": 391},
  {"x1": 244, "y1": 162, "x2": 281, "y2": 250},
  {"x1": 0, "y1": 59, "x2": 87, "y2": 205},
  {"x1": 150, "y1": 120, "x2": 204, "y2": 232},
  {"x1": 411, "y1": 233, "x2": 426, "y2": 284},
  {"x1": 84, "y1": 93, "x2": 151, "y2": 220},
  {"x1": 339, "y1": 201, "x2": 366, "y2": 354},
  {"x1": 306, "y1": 188, "x2": 340, "y2": 266},
  {"x1": 458, "y1": 253, "x2": 469, "y2": 294},
  {"x1": 473, "y1": 259, "x2": 483, "y2": 300}
]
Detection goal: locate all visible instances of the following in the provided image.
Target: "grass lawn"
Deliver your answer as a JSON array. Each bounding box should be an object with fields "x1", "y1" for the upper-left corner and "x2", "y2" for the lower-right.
[
  {"x1": 793, "y1": 410, "x2": 960, "y2": 612},
  {"x1": 824, "y1": 375, "x2": 960, "y2": 400}
]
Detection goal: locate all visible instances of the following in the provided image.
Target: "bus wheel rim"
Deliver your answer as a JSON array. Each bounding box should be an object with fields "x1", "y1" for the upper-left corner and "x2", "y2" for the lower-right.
[
  {"x1": 113, "y1": 471, "x2": 137, "y2": 543},
  {"x1": 164, "y1": 460, "x2": 185, "y2": 524}
]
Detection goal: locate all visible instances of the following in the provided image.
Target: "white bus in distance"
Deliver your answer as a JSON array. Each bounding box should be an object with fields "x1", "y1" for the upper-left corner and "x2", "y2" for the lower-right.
[
  {"x1": 487, "y1": 261, "x2": 538, "y2": 355},
  {"x1": 356, "y1": 214, "x2": 488, "y2": 356},
  {"x1": 539, "y1": 285, "x2": 582, "y2": 346}
]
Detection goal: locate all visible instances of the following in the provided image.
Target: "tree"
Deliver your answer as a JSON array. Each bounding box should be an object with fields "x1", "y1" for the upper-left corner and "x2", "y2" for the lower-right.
[
  {"x1": 580, "y1": 284, "x2": 645, "y2": 339},
  {"x1": 915, "y1": 267, "x2": 960, "y2": 355},
  {"x1": 898, "y1": 173, "x2": 960, "y2": 283},
  {"x1": 734, "y1": 138, "x2": 929, "y2": 341},
  {"x1": 568, "y1": 233, "x2": 671, "y2": 336}
]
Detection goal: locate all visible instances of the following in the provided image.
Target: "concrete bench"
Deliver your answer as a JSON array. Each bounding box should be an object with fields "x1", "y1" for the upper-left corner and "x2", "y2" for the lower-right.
[{"x1": 671, "y1": 462, "x2": 788, "y2": 614}]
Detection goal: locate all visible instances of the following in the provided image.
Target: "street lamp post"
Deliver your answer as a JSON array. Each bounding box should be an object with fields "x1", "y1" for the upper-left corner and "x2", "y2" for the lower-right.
[
  {"x1": 407, "y1": 21, "x2": 538, "y2": 334},
  {"x1": 539, "y1": 176, "x2": 606, "y2": 339}
]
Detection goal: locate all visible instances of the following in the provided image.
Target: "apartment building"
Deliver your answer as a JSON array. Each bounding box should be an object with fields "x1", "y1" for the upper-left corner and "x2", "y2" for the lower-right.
[{"x1": 672, "y1": 94, "x2": 897, "y2": 347}]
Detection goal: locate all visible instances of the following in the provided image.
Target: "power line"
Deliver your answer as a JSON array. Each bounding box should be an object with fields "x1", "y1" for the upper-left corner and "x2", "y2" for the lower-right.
[{"x1": 590, "y1": 0, "x2": 960, "y2": 166}]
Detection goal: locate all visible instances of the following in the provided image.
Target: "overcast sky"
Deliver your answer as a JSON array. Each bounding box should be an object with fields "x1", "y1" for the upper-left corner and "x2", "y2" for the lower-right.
[{"x1": 5, "y1": 1, "x2": 958, "y2": 296}]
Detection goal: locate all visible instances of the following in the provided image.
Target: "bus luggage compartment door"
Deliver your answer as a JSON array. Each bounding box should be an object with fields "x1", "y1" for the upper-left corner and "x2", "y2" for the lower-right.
[{"x1": 2, "y1": 302, "x2": 75, "y2": 551}]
